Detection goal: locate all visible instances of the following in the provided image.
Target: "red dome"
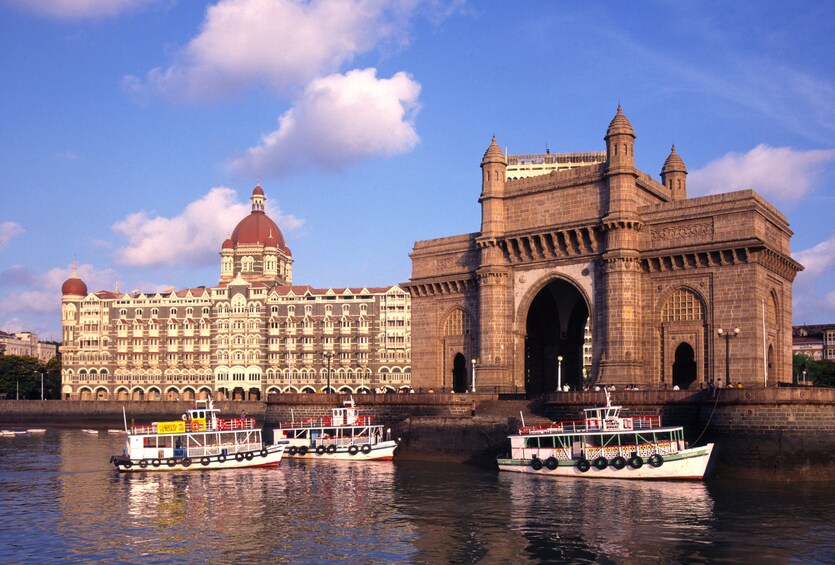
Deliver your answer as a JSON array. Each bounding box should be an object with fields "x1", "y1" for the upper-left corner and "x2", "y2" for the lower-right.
[
  {"x1": 229, "y1": 184, "x2": 290, "y2": 254},
  {"x1": 222, "y1": 237, "x2": 234, "y2": 250},
  {"x1": 230, "y1": 212, "x2": 288, "y2": 250},
  {"x1": 62, "y1": 273, "x2": 87, "y2": 297}
]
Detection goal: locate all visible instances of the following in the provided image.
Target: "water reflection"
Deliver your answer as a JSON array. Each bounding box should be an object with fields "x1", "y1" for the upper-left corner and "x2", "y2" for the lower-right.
[
  {"x1": 0, "y1": 430, "x2": 832, "y2": 564},
  {"x1": 501, "y1": 474, "x2": 715, "y2": 563}
]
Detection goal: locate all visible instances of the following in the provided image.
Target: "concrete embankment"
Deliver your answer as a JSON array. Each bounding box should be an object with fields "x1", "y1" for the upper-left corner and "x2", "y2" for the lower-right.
[{"x1": 2, "y1": 388, "x2": 833, "y2": 480}]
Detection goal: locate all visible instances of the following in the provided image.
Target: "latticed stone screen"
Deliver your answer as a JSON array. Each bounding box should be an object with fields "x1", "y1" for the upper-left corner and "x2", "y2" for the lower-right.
[
  {"x1": 443, "y1": 308, "x2": 470, "y2": 336},
  {"x1": 661, "y1": 288, "x2": 704, "y2": 322}
]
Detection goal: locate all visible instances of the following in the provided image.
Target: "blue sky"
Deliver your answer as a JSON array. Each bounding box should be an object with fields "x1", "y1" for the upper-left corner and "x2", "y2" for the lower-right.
[{"x1": 1, "y1": 0, "x2": 834, "y2": 341}]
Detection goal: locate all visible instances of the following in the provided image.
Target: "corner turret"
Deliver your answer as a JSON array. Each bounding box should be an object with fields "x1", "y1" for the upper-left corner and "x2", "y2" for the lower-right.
[
  {"x1": 661, "y1": 145, "x2": 687, "y2": 201},
  {"x1": 479, "y1": 136, "x2": 508, "y2": 237}
]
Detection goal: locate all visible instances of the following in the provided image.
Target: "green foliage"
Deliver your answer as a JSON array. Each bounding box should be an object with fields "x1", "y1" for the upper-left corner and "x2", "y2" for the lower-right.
[
  {"x1": 792, "y1": 353, "x2": 835, "y2": 388},
  {"x1": 0, "y1": 354, "x2": 60, "y2": 399}
]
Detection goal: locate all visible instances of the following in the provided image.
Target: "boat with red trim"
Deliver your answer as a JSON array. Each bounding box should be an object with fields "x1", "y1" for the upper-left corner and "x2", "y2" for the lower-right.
[
  {"x1": 275, "y1": 398, "x2": 399, "y2": 461},
  {"x1": 497, "y1": 391, "x2": 713, "y2": 480},
  {"x1": 109, "y1": 399, "x2": 286, "y2": 472}
]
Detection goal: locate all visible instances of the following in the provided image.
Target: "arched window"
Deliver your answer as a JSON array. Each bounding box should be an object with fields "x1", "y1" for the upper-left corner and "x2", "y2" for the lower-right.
[
  {"x1": 443, "y1": 308, "x2": 471, "y2": 336},
  {"x1": 661, "y1": 288, "x2": 704, "y2": 322}
]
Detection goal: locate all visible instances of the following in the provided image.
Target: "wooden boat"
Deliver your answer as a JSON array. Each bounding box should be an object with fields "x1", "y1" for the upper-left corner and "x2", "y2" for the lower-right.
[
  {"x1": 497, "y1": 391, "x2": 714, "y2": 480},
  {"x1": 109, "y1": 399, "x2": 286, "y2": 472},
  {"x1": 275, "y1": 398, "x2": 399, "y2": 461}
]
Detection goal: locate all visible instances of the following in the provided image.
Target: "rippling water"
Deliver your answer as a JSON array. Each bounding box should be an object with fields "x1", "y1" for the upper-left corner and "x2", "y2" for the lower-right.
[{"x1": 0, "y1": 429, "x2": 833, "y2": 564}]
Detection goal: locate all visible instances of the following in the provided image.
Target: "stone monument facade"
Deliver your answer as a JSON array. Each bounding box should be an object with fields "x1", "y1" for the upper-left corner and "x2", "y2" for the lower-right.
[{"x1": 405, "y1": 106, "x2": 802, "y2": 393}]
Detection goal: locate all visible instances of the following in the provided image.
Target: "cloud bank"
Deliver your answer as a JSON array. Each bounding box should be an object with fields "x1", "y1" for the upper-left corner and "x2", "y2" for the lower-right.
[
  {"x1": 125, "y1": 0, "x2": 418, "y2": 102},
  {"x1": 111, "y1": 186, "x2": 303, "y2": 267},
  {"x1": 230, "y1": 69, "x2": 421, "y2": 176},
  {"x1": 688, "y1": 145, "x2": 835, "y2": 206}
]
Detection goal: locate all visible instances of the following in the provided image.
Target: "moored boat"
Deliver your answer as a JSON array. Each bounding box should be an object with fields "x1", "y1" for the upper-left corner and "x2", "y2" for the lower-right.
[
  {"x1": 497, "y1": 391, "x2": 714, "y2": 480},
  {"x1": 110, "y1": 399, "x2": 286, "y2": 472},
  {"x1": 275, "y1": 398, "x2": 398, "y2": 461}
]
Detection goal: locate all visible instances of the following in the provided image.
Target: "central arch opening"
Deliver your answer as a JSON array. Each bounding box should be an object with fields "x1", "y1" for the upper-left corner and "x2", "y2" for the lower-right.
[
  {"x1": 672, "y1": 342, "x2": 696, "y2": 390},
  {"x1": 524, "y1": 279, "x2": 589, "y2": 395},
  {"x1": 452, "y1": 353, "x2": 467, "y2": 392}
]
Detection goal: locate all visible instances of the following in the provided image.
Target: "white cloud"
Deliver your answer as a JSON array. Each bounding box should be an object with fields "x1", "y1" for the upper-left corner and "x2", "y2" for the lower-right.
[
  {"x1": 230, "y1": 68, "x2": 420, "y2": 176},
  {"x1": 125, "y1": 0, "x2": 421, "y2": 102},
  {"x1": 792, "y1": 234, "x2": 835, "y2": 324},
  {"x1": 688, "y1": 145, "x2": 835, "y2": 206},
  {"x1": 0, "y1": 222, "x2": 24, "y2": 250},
  {"x1": 111, "y1": 186, "x2": 303, "y2": 267},
  {"x1": 7, "y1": 0, "x2": 157, "y2": 20}
]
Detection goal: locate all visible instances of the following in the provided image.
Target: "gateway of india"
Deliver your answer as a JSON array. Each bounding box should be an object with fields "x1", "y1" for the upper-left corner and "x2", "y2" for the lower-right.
[{"x1": 404, "y1": 105, "x2": 802, "y2": 394}]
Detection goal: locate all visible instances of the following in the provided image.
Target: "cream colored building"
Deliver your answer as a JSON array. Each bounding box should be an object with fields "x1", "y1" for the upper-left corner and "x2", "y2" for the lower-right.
[
  {"x1": 60, "y1": 184, "x2": 411, "y2": 401},
  {"x1": 0, "y1": 331, "x2": 57, "y2": 362}
]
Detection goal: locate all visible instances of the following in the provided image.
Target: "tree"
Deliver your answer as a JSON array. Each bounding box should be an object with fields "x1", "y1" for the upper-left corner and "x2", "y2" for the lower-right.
[
  {"x1": 792, "y1": 353, "x2": 835, "y2": 388},
  {"x1": 0, "y1": 354, "x2": 62, "y2": 399}
]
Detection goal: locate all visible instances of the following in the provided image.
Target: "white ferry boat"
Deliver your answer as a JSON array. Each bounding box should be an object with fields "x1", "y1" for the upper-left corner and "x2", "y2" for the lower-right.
[
  {"x1": 275, "y1": 398, "x2": 399, "y2": 461},
  {"x1": 110, "y1": 399, "x2": 286, "y2": 472},
  {"x1": 497, "y1": 392, "x2": 714, "y2": 480}
]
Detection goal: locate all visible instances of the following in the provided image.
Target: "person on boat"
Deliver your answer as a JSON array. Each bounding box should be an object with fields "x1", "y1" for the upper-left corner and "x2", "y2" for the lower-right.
[{"x1": 470, "y1": 400, "x2": 476, "y2": 417}]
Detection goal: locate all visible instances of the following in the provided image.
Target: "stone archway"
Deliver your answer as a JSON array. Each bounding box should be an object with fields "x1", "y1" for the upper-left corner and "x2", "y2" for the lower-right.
[
  {"x1": 452, "y1": 353, "x2": 467, "y2": 392},
  {"x1": 672, "y1": 342, "x2": 696, "y2": 390},
  {"x1": 523, "y1": 278, "x2": 589, "y2": 395}
]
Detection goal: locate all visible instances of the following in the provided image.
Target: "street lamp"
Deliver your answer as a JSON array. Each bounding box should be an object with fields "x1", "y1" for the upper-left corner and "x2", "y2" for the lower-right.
[
  {"x1": 717, "y1": 328, "x2": 740, "y2": 387},
  {"x1": 557, "y1": 355, "x2": 564, "y2": 392},
  {"x1": 324, "y1": 352, "x2": 332, "y2": 394},
  {"x1": 471, "y1": 359, "x2": 477, "y2": 393},
  {"x1": 34, "y1": 370, "x2": 43, "y2": 401}
]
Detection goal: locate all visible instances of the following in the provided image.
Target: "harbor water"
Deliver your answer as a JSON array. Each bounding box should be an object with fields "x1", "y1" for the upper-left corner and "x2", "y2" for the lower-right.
[{"x1": 1, "y1": 428, "x2": 833, "y2": 564}]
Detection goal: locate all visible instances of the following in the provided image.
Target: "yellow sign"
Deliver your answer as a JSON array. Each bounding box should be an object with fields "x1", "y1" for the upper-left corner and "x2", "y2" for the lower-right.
[
  {"x1": 188, "y1": 418, "x2": 207, "y2": 432},
  {"x1": 156, "y1": 420, "x2": 186, "y2": 434}
]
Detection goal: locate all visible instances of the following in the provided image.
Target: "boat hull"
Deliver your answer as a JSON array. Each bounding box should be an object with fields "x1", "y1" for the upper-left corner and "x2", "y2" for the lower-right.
[
  {"x1": 284, "y1": 440, "x2": 399, "y2": 461},
  {"x1": 111, "y1": 444, "x2": 286, "y2": 473},
  {"x1": 497, "y1": 444, "x2": 714, "y2": 480}
]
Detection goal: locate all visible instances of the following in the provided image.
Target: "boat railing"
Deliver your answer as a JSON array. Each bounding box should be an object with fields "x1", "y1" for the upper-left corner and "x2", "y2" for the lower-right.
[
  {"x1": 133, "y1": 417, "x2": 256, "y2": 435},
  {"x1": 290, "y1": 415, "x2": 374, "y2": 428},
  {"x1": 214, "y1": 417, "x2": 255, "y2": 431},
  {"x1": 519, "y1": 415, "x2": 662, "y2": 436},
  {"x1": 584, "y1": 440, "x2": 677, "y2": 460},
  {"x1": 186, "y1": 441, "x2": 262, "y2": 458}
]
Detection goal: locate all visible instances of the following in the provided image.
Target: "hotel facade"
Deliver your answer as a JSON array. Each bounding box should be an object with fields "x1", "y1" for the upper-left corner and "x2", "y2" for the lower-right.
[{"x1": 60, "y1": 185, "x2": 411, "y2": 401}]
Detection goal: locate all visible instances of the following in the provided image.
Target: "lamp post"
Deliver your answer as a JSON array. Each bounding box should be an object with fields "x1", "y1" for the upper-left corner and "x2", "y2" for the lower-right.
[
  {"x1": 324, "y1": 352, "x2": 332, "y2": 394},
  {"x1": 471, "y1": 359, "x2": 477, "y2": 393},
  {"x1": 717, "y1": 328, "x2": 740, "y2": 387},
  {"x1": 557, "y1": 355, "x2": 563, "y2": 392},
  {"x1": 35, "y1": 370, "x2": 43, "y2": 401}
]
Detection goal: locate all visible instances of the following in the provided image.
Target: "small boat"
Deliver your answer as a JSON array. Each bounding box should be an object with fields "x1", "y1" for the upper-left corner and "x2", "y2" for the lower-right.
[
  {"x1": 107, "y1": 429, "x2": 127, "y2": 434},
  {"x1": 81, "y1": 429, "x2": 99, "y2": 435},
  {"x1": 275, "y1": 398, "x2": 399, "y2": 461},
  {"x1": 26, "y1": 429, "x2": 47, "y2": 434},
  {"x1": 1, "y1": 430, "x2": 16, "y2": 437},
  {"x1": 497, "y1": 391, "x2": 714, "y2": 480},
  {"x1": 109, "y1": 398, "x2": 286, "y2": 472}
]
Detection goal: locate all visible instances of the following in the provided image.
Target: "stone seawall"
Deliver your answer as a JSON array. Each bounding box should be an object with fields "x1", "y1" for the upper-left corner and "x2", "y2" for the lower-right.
[{"x1": 0, "y1": 400, "x2": 265, "y2": 426}]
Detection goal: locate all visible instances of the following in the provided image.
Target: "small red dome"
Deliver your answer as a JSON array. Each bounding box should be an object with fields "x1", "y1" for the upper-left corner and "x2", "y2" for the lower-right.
[
  {"x1": 62, "y1": 273, "x2": 87, "y2": 297},
  {"x1": 222, "y1": 237, "x2": 234, "y2": 250}
]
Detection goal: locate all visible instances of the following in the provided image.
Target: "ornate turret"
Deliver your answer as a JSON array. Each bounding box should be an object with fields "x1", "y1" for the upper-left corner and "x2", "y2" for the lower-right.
[
  {"x1": 479, "y1": 135, "x2": 508, "y2": 237},
  {"x1": 661, "y1": 145, "x2": 688, "y2": 201},
  {"x1": 605, "y1": 104, "x2": 636, "y2": 170}
]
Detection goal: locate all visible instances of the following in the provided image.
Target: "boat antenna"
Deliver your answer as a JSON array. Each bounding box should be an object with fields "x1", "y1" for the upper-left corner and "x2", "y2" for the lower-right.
[
  {"x1": 519, "y1": 410, "x2": 525, "y2": 428},
  {"x1": 122, "y1": 406, "x2": 128, "y2": 433}
]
